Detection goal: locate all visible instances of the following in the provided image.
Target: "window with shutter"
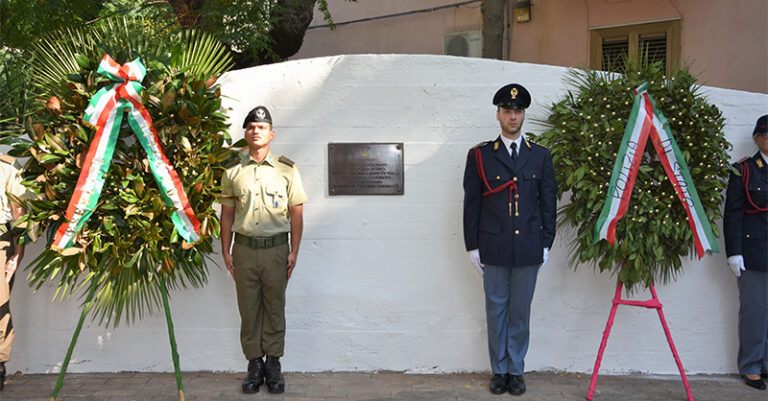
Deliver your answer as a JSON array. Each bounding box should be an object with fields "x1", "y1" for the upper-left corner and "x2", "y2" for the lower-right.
[{"x1": 590, "y1": 20, "x2": 680, "y2": 75}]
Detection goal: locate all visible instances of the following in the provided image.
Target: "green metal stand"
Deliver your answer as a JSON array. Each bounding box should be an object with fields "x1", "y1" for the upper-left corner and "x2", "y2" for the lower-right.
[
  {"x1": 50, "y1": 279, "x2": 99, "y2": 401},
  {"x1": 159, "y1": 276, "x2": 185, "y2": 401}
]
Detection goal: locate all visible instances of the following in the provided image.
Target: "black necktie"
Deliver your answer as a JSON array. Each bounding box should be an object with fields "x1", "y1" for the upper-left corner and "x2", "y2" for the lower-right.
[{"x1": 510, "y1": 142, "x2": 517, "y2": 163}]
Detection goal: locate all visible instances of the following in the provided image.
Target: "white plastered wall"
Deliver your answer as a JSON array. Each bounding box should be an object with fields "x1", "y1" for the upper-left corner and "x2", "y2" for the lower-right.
[{"x1": 8, "y1": 55, "x2": 768, "y2": 374}]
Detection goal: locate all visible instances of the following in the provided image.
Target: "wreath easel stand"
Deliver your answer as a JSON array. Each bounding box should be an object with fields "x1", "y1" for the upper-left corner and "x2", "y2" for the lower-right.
[
  {"x1": 586, "y1": 265, "x2": 694, "y2": 401},
  {"x1": 50, "y1": 275, "x2": 186, "y2": 401}
]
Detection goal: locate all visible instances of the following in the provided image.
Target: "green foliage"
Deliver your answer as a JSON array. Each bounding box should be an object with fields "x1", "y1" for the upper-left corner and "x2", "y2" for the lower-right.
[
  {"x1": 0, "y1": 50, "x2": 30, "y2": 135},
  {"x1": 0, "y1": 0, "x2": 102, "y2": 48},
  {"x1": 3, "y1": 17, "x2": 237, "y2": 326},
  {"x1": 531, "y1": 62, "x2": 730, "y2": 290},
  {"x1": 1, "y1": 0, "x2": 355, "y2": 69}
]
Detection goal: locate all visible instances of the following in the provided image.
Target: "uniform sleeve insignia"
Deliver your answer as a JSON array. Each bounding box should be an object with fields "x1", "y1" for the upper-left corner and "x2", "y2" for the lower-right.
[
  {"x1": 0, "y1": 154, "x2": 16, "y2": 165},
  {"x1": 278, "y1": 156, "x2": 295, "y2": 167}
]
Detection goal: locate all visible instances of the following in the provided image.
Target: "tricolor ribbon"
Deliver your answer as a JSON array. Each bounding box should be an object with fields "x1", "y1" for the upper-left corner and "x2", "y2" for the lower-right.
[
  {"x1": 593, "y1": 82, "x2": 717, "y2": 259},
  {"x1": 52, "y1": 54, "x2": 200, "y2": 251}
]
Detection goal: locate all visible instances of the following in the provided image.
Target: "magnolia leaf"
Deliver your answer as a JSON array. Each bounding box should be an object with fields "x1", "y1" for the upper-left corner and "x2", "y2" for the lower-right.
[
  {"x1": 59, "y1": 247, "x2": 84, "y2": 257},
  {"x1": 161, "y1": 90, "x2": 176, "y2": 110},
  {"x1": 74, "y1": 54, "x2": 92, "y2": 70}
]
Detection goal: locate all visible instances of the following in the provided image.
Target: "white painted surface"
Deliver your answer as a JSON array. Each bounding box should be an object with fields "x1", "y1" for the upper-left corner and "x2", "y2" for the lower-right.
[{"x1": 8, "y1": 55, "x2": 768, "y2": 374}]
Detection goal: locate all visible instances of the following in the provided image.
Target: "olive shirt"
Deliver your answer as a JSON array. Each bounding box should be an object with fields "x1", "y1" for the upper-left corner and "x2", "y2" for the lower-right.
[
  {"x1": 220, "y1": 151, "x2": 307, "y2": 237},
  {"x1": 0, "y1": 155, "x2": 26, "y2": 225}
]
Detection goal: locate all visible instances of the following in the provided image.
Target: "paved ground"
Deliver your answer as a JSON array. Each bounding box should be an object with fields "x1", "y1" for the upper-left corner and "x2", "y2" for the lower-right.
[{"x1": 1, "y1": 371, "x2": 765, "y2": 401}]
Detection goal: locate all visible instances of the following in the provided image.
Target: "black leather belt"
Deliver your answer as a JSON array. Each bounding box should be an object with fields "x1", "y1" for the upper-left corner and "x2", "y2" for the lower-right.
[{"x1": 234, "y1": 232, "x2": 288, "y2": 249}]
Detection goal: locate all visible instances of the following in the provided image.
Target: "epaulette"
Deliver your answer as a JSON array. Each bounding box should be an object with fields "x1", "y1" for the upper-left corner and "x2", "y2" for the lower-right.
[
  {"x1": 0, "y1": 154, "x2": 16, "y2": 165},
  {"x1": 278, "y1": 156, "x2": 295, "y2": 167},
  {"x1": 526, "y1": 137, "x2": 548, "y2": 149},
  {"x1": 471, "y1": 141, "x2": 490, "y2": 150}
]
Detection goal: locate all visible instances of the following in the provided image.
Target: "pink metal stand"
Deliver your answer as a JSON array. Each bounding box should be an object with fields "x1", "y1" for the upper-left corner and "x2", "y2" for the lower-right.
[{"x1": 586, "y1": 281, "x2": 694, "y2": 401}]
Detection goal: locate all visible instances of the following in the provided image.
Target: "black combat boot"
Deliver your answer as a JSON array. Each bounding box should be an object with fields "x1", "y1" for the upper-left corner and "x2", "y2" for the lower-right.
[
  {"x1": 264, "y1": 356, "x2": 285, "y2": 394},
  {"x1": 241, "y1": 357, "x2": 265, "y2": 394},
  {"x1": 0, "y1": 362, "x2": 6, "y2": 391}
]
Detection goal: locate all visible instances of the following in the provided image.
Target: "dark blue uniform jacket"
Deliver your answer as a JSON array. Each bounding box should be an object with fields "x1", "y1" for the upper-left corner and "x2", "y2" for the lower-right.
[
  {"x1": 724, "y1": 152, "x2": 768, "y2": 272},
  {"x1": 463, "y1": 136, "x2": 557, "y2": 268}
]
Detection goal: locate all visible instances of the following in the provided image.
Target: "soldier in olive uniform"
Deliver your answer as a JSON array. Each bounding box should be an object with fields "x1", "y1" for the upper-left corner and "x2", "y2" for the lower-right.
[
  {"x1": 724, "y1": 114, "x2": 768, "y2": 390},
  {"x1": 220, "y1": 106, "x2": 307, "y2": 394},
  {"x1": 0, "y1": 154, "x2": 27, "y2": 391},
  {"x1": 463, "y1": 84, "x2": 557, "y2": 396}
]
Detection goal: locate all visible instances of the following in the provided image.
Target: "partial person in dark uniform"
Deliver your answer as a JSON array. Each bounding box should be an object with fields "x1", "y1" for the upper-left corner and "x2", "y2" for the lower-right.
[
  {"x1": 220, "y1": 106, "x2": 307, "y2": 394},
  {"x1": 724, "y1": 114, "x2": 768, "y2": 390},
  {"x1": 0, "y1": 154, "x2": 27, "y2": 391},
  {"x1": 463, "y1": 83, "x2": 557, "y2": 395}
]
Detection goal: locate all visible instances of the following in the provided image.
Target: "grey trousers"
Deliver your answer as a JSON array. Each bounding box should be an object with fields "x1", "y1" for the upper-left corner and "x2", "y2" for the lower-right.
[
  {"x1": 483, "y1": 263, "x2": 539, "y2": 375},
  {"x1": 737, "y1": 269, "x2": 768, "y2": 375}
]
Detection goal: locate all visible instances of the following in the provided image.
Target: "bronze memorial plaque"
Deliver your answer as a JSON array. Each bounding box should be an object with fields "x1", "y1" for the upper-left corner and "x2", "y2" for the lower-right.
[{"x1": 328, "y1": 143, "x2": 404, "y2": 195}]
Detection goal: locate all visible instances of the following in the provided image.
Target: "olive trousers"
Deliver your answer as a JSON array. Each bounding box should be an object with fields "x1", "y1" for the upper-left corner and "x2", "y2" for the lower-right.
[
  {"x1": 0, "y1": 231, "x2": 16, "y2": 363},
  {"x1": 233, "y1": 241, "x2": 289, "y2": 361}
]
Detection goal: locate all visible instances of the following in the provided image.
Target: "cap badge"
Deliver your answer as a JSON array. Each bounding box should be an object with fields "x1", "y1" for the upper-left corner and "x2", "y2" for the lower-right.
[
  {"x1": 256, "y1": 109, "x2": 266, "y2": 119},
  {"x1": 510, "y1": 88, "x2": 518, "y2": 99}
]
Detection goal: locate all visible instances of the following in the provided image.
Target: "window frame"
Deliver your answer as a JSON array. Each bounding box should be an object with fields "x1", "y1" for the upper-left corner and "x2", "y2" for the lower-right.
[{"x1": 589, "y1": 19, "x2": 681, "y2": 74}]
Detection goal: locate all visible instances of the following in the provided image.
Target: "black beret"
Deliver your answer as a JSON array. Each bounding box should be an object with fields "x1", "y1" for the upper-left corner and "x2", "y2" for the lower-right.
[
  {"x1": 753, "y1": 114, "x2": 767, "y2": 136},
  {"x1": 493, "y1": 83, "x2": 531, "y2": 110},
  {"x1": 243, "y1": 105, "x2": 272, "y2": 128}
]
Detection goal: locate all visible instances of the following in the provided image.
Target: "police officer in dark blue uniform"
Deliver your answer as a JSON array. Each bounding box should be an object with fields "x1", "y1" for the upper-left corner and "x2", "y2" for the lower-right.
[
  {"x1": 463, "y1": 83, "x2": 557, "y2": 395},
  {"x1": 724, "y1": 114, "x2": 768, "y2": 390}
]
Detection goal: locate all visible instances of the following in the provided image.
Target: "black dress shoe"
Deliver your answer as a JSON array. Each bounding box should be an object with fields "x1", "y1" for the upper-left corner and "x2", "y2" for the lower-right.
[
  {"x1": 0, "y1": 362, "x2": 5, "y2": 391},
  {"x1": 241, "y1": 357, "x2": 265, "y2": 394},
  {"x1": 742, "y1": 375, "x2": 766, "y2": 390},
  {"x1": 265, "y1": 356, "x2": 285, "y2": 394},
  {"x1": 489, "y1": 374, "x2": 507, "y2": 394},
  {"x1": 508, "y1": 374, "x2": 526, "y2": 395}
]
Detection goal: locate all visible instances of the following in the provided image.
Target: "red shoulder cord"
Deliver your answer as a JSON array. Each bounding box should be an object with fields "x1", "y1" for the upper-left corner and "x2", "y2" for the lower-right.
[
  {"x1": 740, "y1": 162, "x2": 768, "y2": 214},
  {"x1": 475, "y1": 147, "x2": 519, "y2": 217}
]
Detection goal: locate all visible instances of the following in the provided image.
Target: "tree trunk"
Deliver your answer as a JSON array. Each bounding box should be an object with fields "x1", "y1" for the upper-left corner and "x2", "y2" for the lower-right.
[
  {"x1": 481, "y1": 0, "x2": 506, "y2": 60},
  {"x1": 167, "y1": 0, "x2": 206, "y2": 28}
]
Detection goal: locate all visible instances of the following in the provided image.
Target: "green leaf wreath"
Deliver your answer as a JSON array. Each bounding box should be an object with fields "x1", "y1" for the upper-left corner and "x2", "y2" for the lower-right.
[
  {"x1": 2, "y1": 18, "x2": 240, "y2": 326},
  {"x1": 531, "y1": 62, "x2": 731, "y2": 289}
]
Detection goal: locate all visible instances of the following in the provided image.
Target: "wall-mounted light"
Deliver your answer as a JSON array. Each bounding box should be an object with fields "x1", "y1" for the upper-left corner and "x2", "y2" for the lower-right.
[{"x1": 514, "y1": 0, "x2": 531, "y2": 23}]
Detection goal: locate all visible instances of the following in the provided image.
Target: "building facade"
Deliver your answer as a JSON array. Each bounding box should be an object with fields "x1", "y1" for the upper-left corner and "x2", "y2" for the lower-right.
[{"x1": 293, "y1": 0, "x2": 768, "y2": 94}]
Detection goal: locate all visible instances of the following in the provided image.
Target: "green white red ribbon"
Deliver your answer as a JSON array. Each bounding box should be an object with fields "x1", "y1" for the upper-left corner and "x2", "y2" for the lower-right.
[
  {"x1": 52, "y1": 54, "x2": 200, "y2": 251},
  {"x1": 593, "y1": 82, "x2": 717, "y2": 259}
]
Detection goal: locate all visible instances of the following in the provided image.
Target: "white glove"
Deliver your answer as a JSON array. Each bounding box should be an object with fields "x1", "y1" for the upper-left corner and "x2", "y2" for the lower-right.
[
  {"x1": 468, "y1": 249, "x2": 484, "y2": 276},
  {"x1": 727, "y1": 255, "x2": 746, "y2": 278},
  {"x1": 541, "y1": 247, "x2": 549, "y2": 269},
  {"x1": 4, "y1": 254, "x2": 18, "y2": 284}
]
